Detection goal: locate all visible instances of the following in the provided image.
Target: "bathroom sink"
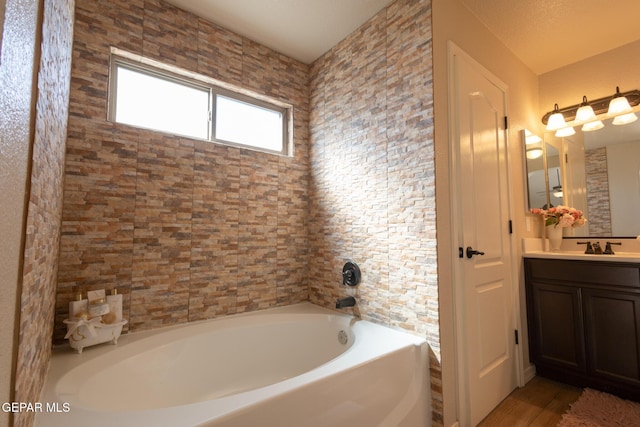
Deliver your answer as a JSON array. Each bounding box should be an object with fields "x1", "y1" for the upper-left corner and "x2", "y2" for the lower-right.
[{"x1": 522, "y1": 237, "x2": 640, "y2": 263}]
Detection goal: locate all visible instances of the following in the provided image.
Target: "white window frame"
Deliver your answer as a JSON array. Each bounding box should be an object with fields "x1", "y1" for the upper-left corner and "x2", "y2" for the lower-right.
[{"x1": 107, "y1": 52, "x2": 291, "y2": 156}]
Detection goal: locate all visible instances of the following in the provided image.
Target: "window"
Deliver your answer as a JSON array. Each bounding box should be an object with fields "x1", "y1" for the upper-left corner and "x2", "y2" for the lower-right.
[
  {"x1": 113, "y1": 64, "x2": 210, "y2": 140},
  {"x1": 109, "y1": 55, "x2": 290, "y2": 155},
  {"x1": 215, "y1": 95, "x2": 284, "y2": 152}
]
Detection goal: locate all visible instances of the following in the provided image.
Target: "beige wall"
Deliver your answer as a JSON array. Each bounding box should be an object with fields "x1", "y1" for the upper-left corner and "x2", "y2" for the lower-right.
[
  {"x1": 432, "y1": 0, "x2": 539, "y2": 425},
  {"x1": 0, "y1": 1, "x2": 41, "y2": 426},
  {"x1": 540, "y1": 40, "x2": 640, "y2": 111}
]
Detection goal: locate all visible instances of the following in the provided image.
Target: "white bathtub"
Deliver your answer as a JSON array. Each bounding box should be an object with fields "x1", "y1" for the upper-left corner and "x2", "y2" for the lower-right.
[{"x1": 37, "y1": 303, "x2": 430, "y2": 427}]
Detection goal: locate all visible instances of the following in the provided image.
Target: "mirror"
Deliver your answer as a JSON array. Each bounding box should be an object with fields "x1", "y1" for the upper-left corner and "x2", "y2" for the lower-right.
[
  {"x1": 523, "y1": 129, "x2": 564, "y2": 211},
  {"x1": 545, "y1": 144, "x2": 564, "y2": 208},
  {"x1": 523, "y1": 130, "x2": 546, "y2": 209},
  {"x1": 546, "y1": 116, "x2": 640, "y2": 238}
]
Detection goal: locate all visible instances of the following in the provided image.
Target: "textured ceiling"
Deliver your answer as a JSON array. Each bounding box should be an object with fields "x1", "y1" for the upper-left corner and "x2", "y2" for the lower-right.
[
  {"x1": 166, "y1": 0, "x2": 640, "y2": 73},
  {"x1": 458, "y1": 0, "x2": 640, "y2": 74}
]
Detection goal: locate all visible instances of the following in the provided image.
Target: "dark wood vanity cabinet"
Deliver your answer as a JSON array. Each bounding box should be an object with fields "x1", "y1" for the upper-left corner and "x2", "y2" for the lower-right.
[{"x1": 524, "y1": 258, "x2": 640, "y2": 401}]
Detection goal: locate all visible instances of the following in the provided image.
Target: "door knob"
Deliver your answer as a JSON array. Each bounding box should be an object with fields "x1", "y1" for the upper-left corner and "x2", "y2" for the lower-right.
[{"x1": 466, "y1": 246, "x2": 485, "y2": 259}]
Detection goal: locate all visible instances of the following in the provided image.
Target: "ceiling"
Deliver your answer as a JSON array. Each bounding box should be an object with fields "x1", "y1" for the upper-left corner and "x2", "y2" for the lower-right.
[
  {"x1": 165, "y1": 0, "x2": 395, "y2": 64},
  {"x1": 166, "y1": 0, "x2": 640, "y2": 74},
  {"x1": 459, "y1": 0, "x2": 640, "y2": 74}
]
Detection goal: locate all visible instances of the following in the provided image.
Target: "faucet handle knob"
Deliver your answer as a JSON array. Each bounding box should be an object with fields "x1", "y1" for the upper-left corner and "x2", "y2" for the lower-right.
[
  {"x1": 342, "y1": 261, "x2": 361, "y2": 287},
  {"x1": 577, "y1": 241, "x2": 594, "y2": 254},
  {"x1": 604, "y1": 241, "x2": 622, "y2": 254}
]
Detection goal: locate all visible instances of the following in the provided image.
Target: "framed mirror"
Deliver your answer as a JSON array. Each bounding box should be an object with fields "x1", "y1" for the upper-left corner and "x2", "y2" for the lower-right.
[
  {"x1": 523, "y1": 129, "x2": 546, "y2": 209},
  {"x1": 523, "y1": 129, "x2": 564, "y2": 211},
  {"x1": 545, "y1": 116, "x2": 640, "y2": 238}
]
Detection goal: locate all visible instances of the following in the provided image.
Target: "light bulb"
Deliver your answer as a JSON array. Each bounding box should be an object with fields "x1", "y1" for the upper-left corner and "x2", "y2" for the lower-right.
[
  {"x1": 575, "y1": 96, "x2": 596, "y2": 123},
  {"x1": 555, "y1": 127, "x2": 575, "y2": 137},
  {"x1": 546, "y1": 104, "x2": 567, "y2": 131},
  {"x1": 582, "y1": 120, "x2": 604, "y2": 131},
  {"x1": 526, "y1": 148, "x2": 543, "y2": 159},
  {"x1": 612, "y1": 112, "x2": 638, "y2": 125},
  {"x1": 607, "y1": 87, "x2": 633, "y2": 116}
]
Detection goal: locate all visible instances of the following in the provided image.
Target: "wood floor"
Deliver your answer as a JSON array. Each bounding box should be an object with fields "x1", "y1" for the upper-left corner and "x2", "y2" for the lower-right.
[{"x1": 477, "y1": 376, "x2": 582, "y2": 427}]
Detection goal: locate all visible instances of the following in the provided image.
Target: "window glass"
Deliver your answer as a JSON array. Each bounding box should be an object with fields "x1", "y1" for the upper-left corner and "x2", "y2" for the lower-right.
[
  {"x1": 114, "y1": 65, "x2": 210, "y2": 139},
  {"x1": 215, "y1": 95, "x2": 284, "y2": 152},
  {"x1": 109, "y1": 54, "x2": 289, "y2": 156}
]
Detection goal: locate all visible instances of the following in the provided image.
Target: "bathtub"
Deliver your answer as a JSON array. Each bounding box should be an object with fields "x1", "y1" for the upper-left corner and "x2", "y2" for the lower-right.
[{"x1": 37, "y1": 303, "x2": 430, "y2": 427}]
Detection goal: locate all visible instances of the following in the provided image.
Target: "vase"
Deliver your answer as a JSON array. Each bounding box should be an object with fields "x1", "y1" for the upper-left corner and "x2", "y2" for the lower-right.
[{"x1": 546, "y1": 225, "x2": 563, "y2": 252}]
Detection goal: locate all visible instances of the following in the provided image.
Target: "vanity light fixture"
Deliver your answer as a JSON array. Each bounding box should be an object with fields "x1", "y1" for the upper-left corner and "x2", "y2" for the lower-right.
[
  {"x1": 575, "y1": 96, "x2": 596, "y2": 122},
  {"x1": 612, "y1": 111, "x2": 638, "y2": 125},
  {"x1": 582, "y1": 120, "x2": 604, "y2": 131},
  {"x1": 555, "y1": 126, "x2": 575, "y2": 137},
  {"x1": 542, "y1": 87, "x2": 640, "y2": 133},
  {"x1": 526, "y1": 147, "x2": 543, "y2": 159},
  {"x1": 524, "y1": 129, "x2": 542, "y2": 145},
  {"x1": 607, "y1": 86, "x2": 633, "y2": 116},
  {"x1": 524, "y1": 130, "x2": 543, "y2": 159},
  {"x1": 545, "y1": 104, "x2": 567, "y2": 131}
]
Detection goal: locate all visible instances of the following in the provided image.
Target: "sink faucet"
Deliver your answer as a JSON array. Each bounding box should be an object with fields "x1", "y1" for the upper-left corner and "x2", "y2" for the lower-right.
[
  {"x1": 604, "y1": 241, "x2": 622, "y2": 255},
  {"x1": 336, "y1": 296, "x2": 356, "y2": 309},
  {"x1": 592, "y1": 242, "x2": 603, "y2": 254}
]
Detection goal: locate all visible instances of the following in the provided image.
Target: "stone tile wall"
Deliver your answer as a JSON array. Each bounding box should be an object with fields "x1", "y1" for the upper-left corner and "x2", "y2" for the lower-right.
[
  {"x1": 13, "y1": 1, "x2": 75, "y2": 426},
  {"x1": 308, "y1": 0, "x2": 441, "y2": 424},
  {"x1": 55, "y1": 0, "x2": 310, "y2": 342},
  {"x1": 55, "y1": 0, "x2": 440, "y2": 424},
  {"x1": 585, "y1": 147, "x2": 612, "y2": 236}
]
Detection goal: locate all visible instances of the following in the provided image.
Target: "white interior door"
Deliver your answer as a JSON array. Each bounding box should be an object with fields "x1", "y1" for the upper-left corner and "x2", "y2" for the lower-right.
[{"x1": 449, "y1": 44, "x2": 518, "y2": 426}]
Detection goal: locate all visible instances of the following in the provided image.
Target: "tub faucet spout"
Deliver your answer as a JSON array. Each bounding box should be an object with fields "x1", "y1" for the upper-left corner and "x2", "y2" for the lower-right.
[{"x1": 336, "y1": 296, "x2": 356, "y2": 309}]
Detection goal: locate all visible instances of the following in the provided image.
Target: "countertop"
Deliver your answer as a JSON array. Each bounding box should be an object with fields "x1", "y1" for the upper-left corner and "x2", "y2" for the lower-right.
[{"x1": 522, "y1": 237, "x2": 640, "y2": 263}]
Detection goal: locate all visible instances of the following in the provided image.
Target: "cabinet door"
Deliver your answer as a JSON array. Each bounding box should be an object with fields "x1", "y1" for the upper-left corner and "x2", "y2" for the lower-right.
[
  {"x1": 530, "y1": 283, "x2": 586, "y2": 373},
  {"x1": 583, "y1": 288, "x2": 640, "y2": 387}
]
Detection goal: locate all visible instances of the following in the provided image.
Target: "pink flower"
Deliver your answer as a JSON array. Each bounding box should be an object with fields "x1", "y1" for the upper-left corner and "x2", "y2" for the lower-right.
[
  {"x1": 558, "y1": 213, "x2": 574, "y2": 227},
  {"x1": 573, "y1": 217, "x2": 587, "y2": 227},
  {"x1": 530, "y1": 205, "x2": 587, "y2": 228}
]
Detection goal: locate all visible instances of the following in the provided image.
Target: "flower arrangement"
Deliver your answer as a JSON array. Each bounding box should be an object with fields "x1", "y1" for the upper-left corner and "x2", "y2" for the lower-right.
[{"x1": 530, "y1": 205, "x2": 587, "y2": 228}]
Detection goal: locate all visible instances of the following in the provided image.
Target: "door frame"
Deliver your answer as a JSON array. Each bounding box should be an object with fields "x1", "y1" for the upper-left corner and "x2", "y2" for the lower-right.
[{"x1": 447, "y1": 41, "x2": 525, "y2": 426}]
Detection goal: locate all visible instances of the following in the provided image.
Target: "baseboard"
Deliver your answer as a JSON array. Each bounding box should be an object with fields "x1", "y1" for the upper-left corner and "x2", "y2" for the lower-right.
[{"x1": 523, "y1": 363, "x2": 536, "y2": 383}]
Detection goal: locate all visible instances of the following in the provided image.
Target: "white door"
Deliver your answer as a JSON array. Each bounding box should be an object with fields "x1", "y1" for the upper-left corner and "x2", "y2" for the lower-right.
[{"x1": 449, "y1": 44, "x2": 518, "y2": 426}]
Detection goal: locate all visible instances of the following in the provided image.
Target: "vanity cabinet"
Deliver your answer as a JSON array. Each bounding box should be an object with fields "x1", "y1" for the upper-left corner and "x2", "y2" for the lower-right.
[{"x1": 524, "y1": 258, "x2": 640, "y2": 401}]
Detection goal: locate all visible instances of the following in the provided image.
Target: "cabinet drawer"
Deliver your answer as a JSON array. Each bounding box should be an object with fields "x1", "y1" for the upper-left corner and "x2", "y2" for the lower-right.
[{"x1": 526, "y1": 258, "x2": 640, "y2": 288}]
